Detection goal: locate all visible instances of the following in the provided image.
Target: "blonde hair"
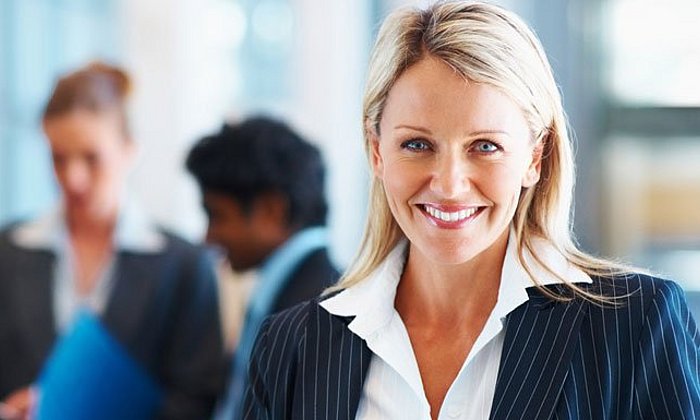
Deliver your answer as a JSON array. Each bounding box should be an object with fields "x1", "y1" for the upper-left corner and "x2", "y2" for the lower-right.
[{"x1": 332, "y1": 1, "x2": 630, "y2": 301}]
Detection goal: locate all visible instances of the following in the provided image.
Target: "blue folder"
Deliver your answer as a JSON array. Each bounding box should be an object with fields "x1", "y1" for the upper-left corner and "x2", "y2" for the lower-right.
[{"x1": 37, "y1": 312, "x2": 162, "y2": 420}]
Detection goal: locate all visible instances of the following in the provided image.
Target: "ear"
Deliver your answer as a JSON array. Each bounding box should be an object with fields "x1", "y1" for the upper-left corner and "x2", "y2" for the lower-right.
[
  {"x1": 522, "y1": 139, "x2": 543, "y2": 188},
  {"x1": 366, "y1": 122, "x2": 384, "y2": 179}
]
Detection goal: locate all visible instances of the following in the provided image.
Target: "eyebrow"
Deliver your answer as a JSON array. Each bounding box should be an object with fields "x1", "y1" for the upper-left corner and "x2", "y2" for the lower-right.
[
  {"x1": 394, "y1": 124, "x2": 433, "y2": 134},
  {"x1": 393, "y1": 125, "x2": 511, "y2": 137}
]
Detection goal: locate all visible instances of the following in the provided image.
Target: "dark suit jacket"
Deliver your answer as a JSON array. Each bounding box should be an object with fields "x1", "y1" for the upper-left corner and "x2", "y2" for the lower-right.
[
  {"x1": 223, "y1": 247, "x2": 340, "y2": 416},
  {"x1": 0, "y1": 225, "x2": 226, "y2": 419},
  {"x1": 269, "y1": 247, "x2": 340, "y2": 314},
  {"x1": 242, "y1": 274, "x2": 700, "y2": 419}
]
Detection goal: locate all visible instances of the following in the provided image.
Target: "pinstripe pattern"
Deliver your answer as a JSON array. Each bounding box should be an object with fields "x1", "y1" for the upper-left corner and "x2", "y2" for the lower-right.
[
  {"x1": 554, "y1": 274, "x2": 700, "y2": 419},
  {"x1": 242, "y1": 274, "x2": 700, "y2": 419}
]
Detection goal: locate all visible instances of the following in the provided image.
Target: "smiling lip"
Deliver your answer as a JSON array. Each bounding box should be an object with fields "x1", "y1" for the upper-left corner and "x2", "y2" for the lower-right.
[{"x1": 420, "y1": 203, "x2": 482, "y2": 228}]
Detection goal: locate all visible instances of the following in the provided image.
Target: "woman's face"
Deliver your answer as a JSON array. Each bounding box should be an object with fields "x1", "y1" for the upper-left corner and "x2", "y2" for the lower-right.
[
  {"x1": 371, "y1": 56, "x2": 541, "y2": 267},
  {"x1": 43, "y1": 110, "x2": 134, "y2": 222}
]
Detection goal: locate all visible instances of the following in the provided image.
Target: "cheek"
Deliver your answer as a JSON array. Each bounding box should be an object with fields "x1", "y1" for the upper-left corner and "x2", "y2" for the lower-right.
[
  {"x1": 94, "y1": 161, "x2": 125, "y2": 186},
  {"x1": 381, "y1": 160, "x2": 424, "y2": 205},
  {"x1": 225, "y1": 218, "x2": 252, "y2": 243},
  {"x1": 53, "y1": 166, "x2": 68, "y2": 184},
  {"x1": 208, "y1": 224, "x2": 236, "y2": 247},
  {"x1": 477, "y1": 164, "x2": 527, "y2": 204}
]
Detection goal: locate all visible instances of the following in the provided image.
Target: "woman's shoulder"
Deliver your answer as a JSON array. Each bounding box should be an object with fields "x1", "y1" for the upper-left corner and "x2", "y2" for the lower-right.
[
  {"x1": 254, "y1": 295, "x2": 349, "y2": 356},
  {"x1": 157, "y1": 229, "x2": 204, "y2": 254},
  {"x1": 533, "y1": 271, "x2": 684, "y2": 304},
  {"x1": 260, "y1": 298, "x2": 325, "y2": 339},
  {"x1": 585, "y1": 271, "x2": 686, "y2": 302},
  {"x1": 567, "y1": 272, "x2": 694, "y2": 325},
  {"x1": 0, "y1": 222, "x2": 31, "y2": 265},
  {"x1": 247, "y1": 299, "x2": 319, "y2": 389},
  {"x1": 0, "y1": 222, "x2": 20, "y2": 246},
  {"x1": 0, "y1": 214, "x2": 58, "y2": 252},
  {"x1": 150, "y1": 229, "x2": 216, "y2": 268}
]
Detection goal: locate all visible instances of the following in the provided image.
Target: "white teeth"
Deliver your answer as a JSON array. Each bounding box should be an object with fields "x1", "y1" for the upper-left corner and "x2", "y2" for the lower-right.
[{"x1": 424, "y1": 205, "x2": 477, "y2": 222}]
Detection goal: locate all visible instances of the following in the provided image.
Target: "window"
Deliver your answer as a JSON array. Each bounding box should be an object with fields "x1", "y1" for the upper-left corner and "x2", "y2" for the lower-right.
[
  {"x1": 0, "y1": 0, "x2": 118, "y2": 225},
  {"x1": 604, "y1": 0, "x2": 700, "y2": 106},
  {"x1": 600, "y1": 0, "x2": 700, "y2": 290}
]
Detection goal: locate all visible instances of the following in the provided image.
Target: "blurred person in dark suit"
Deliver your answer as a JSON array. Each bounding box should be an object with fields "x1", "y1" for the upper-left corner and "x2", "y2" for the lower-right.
[
  {"x1": 186, "y1": 116, "x2": 340, "y2": 419},
  {"x1": 0, "y1": 62, "x2": 225, "y2": 419}
]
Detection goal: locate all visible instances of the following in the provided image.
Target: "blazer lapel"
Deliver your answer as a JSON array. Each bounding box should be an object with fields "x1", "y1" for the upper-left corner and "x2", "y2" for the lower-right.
[
  {"x1": 490, "y1": 287, "x2": 588, "y2": 420},
  {"x1": 14, "y1": 250, "x2": 57, "y2": 368},
  {"x1": 296, "y1": 304, "x2": 372, "y2": 420},
  {"x1": 101, "y1": 252, "x2": 162, "y2": 362}
]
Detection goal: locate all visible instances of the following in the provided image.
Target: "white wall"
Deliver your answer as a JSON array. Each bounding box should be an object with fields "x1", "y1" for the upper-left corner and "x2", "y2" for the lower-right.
[{"x1": 288, "y1": 0, "x2": 371, "y2": 267}]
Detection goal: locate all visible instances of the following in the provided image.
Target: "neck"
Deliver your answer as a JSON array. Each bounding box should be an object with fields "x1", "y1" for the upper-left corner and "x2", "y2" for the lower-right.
[
  {"x1": 395, "y1": 231, "x2": 509, "y2": 326},
  {"x1": 66, "y1": 207, "x2": 118, "y2": 240}
]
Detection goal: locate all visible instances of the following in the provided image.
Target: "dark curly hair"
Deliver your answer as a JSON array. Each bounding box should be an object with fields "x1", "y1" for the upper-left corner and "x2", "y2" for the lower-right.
[{"x1": 186, "y1": 116, "x2": 328, "y2": 229}]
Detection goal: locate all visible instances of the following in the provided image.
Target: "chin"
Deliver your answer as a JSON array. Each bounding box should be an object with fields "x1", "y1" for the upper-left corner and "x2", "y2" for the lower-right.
[
  {"x1": 66, "y1": 204, "x2": 90, "y2": 219},
  {"x1": 412, "y1": 228, "x2": 509, "y2": 267},
  {"x1": 226, "y1": 259, "x2": 243, "y2": 273},
  {"x1": 227, "y1": 257, "x2": 255, "y2": 273},
  {"x1": 68, "y1": 201, "x2": 110, "y2": 218},
  {"x1": 410, "y1": 236, "x2": 476, "y2": 264},
  {"x1": 429, "y1": 248, "x2": 485, "y2": 266}
]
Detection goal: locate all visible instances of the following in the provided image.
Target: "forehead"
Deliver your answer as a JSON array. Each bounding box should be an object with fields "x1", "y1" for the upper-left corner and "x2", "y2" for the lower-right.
[
  {"x1": 44, "y1": 110, "x2": 124, "y2": 148},
  {"x1": 381, "y1": 56, "x2": 529, "y2": 136},
  {"x1": 203, "y1": 190, "x2": 247, "y2": 216}
]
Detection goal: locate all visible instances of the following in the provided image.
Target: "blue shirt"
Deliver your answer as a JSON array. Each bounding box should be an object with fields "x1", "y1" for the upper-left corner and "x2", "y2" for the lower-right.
[{"x1": 215, "y1": 226, "x2": 328, "y2": 419}]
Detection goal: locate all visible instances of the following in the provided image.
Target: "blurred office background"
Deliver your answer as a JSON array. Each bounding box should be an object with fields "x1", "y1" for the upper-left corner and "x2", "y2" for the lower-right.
[{"x1": 1, "y1": 0, "x2": 699, "y2": 298}]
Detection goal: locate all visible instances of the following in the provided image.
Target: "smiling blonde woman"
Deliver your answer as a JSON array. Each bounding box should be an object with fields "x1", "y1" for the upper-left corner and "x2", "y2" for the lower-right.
[{"x1": 242, "y1": 2, "x2": 700, "y2": 419}]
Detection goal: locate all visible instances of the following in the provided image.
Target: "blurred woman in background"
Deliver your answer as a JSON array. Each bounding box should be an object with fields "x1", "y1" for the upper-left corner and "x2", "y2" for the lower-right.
[{"x1": 0, "y1": 62, "x2": 225, "y2": 419}]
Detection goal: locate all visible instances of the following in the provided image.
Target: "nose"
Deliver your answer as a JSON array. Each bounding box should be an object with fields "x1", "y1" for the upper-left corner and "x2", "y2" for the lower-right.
[
  {"x1": 430, "y1": 150, "x2": 471, "y2": 198},
  {"x1": 59, "y1": 160, "x2": 91, "y2": 195}
]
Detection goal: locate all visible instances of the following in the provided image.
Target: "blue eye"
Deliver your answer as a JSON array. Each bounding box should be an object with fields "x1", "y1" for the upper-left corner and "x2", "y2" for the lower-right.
[
  {"x1": 473, "y1": 141, "x2": 499, "y2": 153},
  {"x1": 401, "y1": 139, "x2": 431, "y2": 152}
]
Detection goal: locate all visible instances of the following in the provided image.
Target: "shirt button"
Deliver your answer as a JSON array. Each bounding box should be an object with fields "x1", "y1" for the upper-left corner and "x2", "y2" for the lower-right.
[{"x1": 447, "y1": 405, "x2": 462, "y2": 418}]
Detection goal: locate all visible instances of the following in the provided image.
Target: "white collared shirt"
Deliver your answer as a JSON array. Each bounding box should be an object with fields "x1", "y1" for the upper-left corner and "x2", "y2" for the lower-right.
[
  {"x1": 321, "y1": 230, "x2": 592, "y2": 420},
  {"x1": 10, "y1": 199, "x2": 166, "y2": 332}
]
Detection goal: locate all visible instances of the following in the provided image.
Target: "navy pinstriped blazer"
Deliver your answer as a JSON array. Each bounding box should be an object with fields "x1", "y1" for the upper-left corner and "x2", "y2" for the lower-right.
[{"x1": 242, "y1": 274, "x2": 700, "y2": 419}]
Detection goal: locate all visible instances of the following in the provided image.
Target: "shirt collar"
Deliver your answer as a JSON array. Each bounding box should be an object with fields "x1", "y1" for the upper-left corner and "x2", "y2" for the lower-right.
[
  {"x1": 10, "y1": 198, "x2": 166, "y2": 254},
  {"x1": 321, "y1": 239, "x2": 406, "y2": 338},
  {"x1": 321, "y1": 228, "x2": 592, "y2": 340}
]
